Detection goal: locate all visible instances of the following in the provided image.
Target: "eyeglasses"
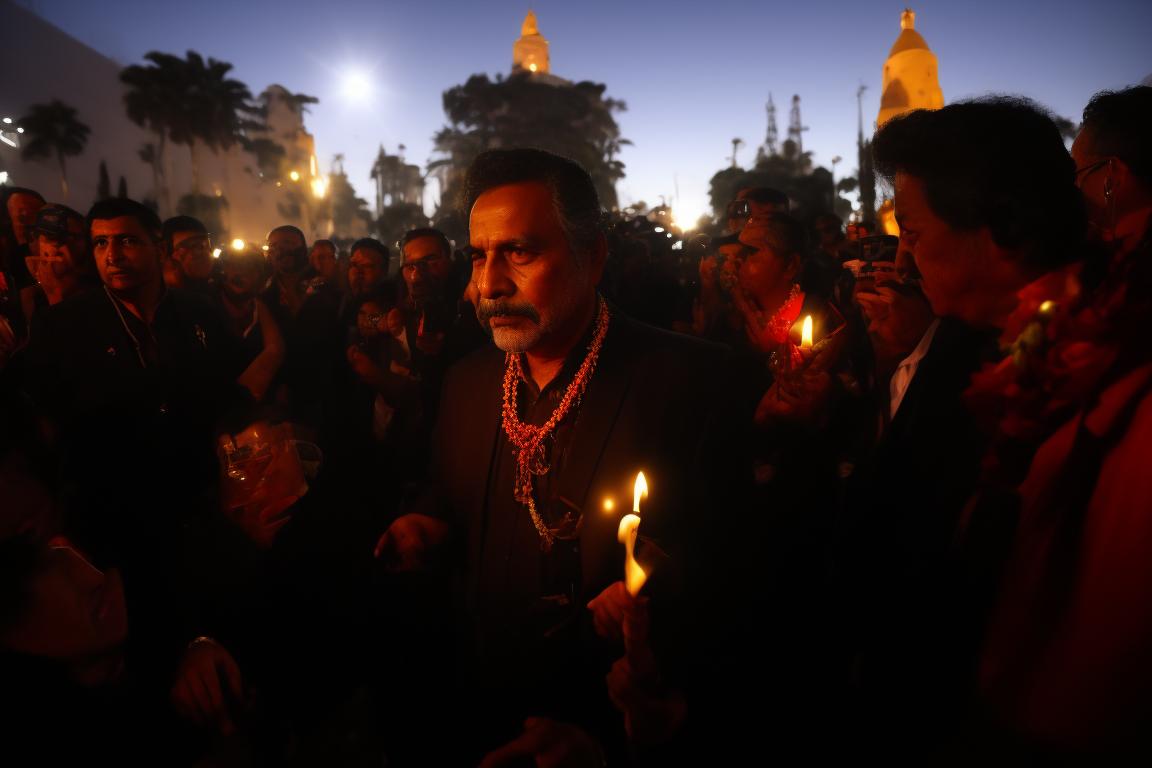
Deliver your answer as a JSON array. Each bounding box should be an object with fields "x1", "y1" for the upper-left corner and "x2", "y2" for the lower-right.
[
  {"x1": 1074, "y1": 158, "x2": 1110, "y2": 183},
  {"x1": 727, "y1": 200, "x2": 751, "y2": 219}
]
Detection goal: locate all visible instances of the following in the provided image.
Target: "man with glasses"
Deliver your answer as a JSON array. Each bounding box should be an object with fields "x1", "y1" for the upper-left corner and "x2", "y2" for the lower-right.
[{"x1": 162, "y1": 216, "x2": 214, "y2": 294}]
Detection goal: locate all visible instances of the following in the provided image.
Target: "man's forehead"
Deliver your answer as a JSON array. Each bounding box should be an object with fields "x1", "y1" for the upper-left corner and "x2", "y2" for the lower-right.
[
  {"x1": 469, "y1": 181, "x2": 556, "y2": 239},
  {"x1": 403, "y1": 235, "x2": 445, "y2": 260},
  {"x1": 350, "y1": 249, "x2": 382, "y2": 264},
  {"x1": 268, "y1": 230, "x2": 303, "y2": 245},
  {"x1": 91, "y1": 216, "x2": 149, "y2": 235},
  {"x1": 173, "y1": 231, "x2": 208, "y2": 244}
]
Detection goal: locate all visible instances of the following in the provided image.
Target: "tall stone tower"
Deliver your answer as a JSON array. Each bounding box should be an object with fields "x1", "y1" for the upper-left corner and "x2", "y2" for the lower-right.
[
  {"x1": 513, "y1": 10, "x2": 550, "y2": 74},
  {"x1": 877, "y1": 8, "x2": 944, "y2": 127}
]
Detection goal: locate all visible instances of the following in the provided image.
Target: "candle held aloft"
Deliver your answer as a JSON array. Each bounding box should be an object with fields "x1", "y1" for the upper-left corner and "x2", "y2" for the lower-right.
[
  {"x1": 633, "y1": 471, "x2": 648, "y2": 513},
  {"x1": 800, "y1": 315, "x2": 813, "y2": 350},
  {"x1": 617, "y1": 513, "x2": 648, "y2": 596}
]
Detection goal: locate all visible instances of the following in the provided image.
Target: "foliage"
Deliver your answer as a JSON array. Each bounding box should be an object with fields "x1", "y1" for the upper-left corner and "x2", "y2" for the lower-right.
[
  {"x1": 18, "y1": 100, "x2": 91, "y2": 198},
  {"x1": 431, "y1": 72, "x2": 629, "y2": 212},
  {"x1": 121, "y1": 51, "x2": 263, "y2": 197},
  {"x1": 376, "y1": 202, "x2": 430, "y2": 251},
  {"x1": 98, "y1": 161, "x2": 112, "y2": 199},
  {"x1": 176, "y1": 193, "x2": 229, "y2": 238},
  {"x1": 708, "y1": 138, "x2": 847, "y2": 228},
  {"x1": 325, "y1": 169, "x2": 372, "y2": 237}
]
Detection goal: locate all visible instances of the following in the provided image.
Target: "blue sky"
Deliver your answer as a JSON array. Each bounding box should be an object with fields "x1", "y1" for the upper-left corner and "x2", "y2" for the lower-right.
[{"x1": 28, "y1": 0, "x2": 1152, "y2": 223}]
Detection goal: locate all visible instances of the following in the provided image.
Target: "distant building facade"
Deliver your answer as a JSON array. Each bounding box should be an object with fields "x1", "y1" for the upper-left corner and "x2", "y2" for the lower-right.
[{"x1": 0, "y1": 0, "x2": 334, "y2": 242}]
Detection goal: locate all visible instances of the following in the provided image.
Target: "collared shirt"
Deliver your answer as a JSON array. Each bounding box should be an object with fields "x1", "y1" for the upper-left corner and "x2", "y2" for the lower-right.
[{"x1": 890, "y1": 318, "x2": 940, "y2": 421}]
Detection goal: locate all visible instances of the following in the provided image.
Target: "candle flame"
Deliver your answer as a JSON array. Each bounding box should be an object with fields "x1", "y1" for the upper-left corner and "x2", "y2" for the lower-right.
[
  {"x1": 800, "y1": 315, "x2": 813, "y2": 349},
  {"x1": 617, "y1": 513, "x2": 648, "y2": 596},
  {"x1": 633, "y1": 471, "x2": 648, "y2": 513}
]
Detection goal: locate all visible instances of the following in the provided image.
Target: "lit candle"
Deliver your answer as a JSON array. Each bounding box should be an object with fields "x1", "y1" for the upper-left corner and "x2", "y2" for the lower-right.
[
  {"x1": 632, "y1": 471, "x2": 648, "y2": 513},
  {"x1": 618, "y1": 472, "x2": 649, "y2": 596},
  {"x1": 800, "y1": 315, "x2": 813, "y2": 350}
]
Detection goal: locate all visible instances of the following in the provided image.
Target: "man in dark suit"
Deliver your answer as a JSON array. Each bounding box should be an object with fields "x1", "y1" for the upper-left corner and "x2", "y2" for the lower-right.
[
  {"x1": 838, "y1": 265, "x2": 997, "y2": 758},
  {"x1": 375, "y1": 149, "x2": 745, "y2": 765}
]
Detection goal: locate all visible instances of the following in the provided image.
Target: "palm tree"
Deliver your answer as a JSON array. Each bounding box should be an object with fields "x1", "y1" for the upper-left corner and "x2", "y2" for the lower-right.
[
  {"x1": 19, "y1": 100, "x2": 91, "y2": 200},
  {"x1": 122, "y1": 51, "x2": 260, "y2": 208},
  {"x1": 123, "y1": 53, "x2": 186, "y2": 212}
]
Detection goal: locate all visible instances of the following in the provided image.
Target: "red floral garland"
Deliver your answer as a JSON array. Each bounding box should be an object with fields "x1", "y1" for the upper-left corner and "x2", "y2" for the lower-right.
[{"x1": 501, "y1": 297, "x2": 610, "y2": 549}]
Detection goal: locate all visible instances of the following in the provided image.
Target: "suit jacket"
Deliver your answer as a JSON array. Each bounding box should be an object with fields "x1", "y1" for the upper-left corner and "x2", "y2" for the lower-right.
[
  {"x1": 425, "y1": 310, "x2": 748, "y2": 761},
  {"x1": 835, "y1": 316, "x2": 997, "y2": 755}
]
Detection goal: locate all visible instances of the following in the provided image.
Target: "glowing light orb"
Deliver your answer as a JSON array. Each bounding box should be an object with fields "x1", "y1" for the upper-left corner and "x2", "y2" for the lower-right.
[{"x1": 340, "y1": 69, "x2": 374, "y2": 103}]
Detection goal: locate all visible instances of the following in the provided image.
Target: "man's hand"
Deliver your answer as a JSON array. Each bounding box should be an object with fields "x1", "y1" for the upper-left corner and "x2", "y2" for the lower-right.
[
  {"x1": 347, "y1": 345, "x2": 384, "y2": 388},
  {"x1": 171, "y1": 638, "x2": 245, "y2": 735},
  {"x1": 373, "y1": 513, "x2": 450, "y2": 572},
  {"x1": 479, "y1": 717, "x2": 604, "y2": 768},
  {"x1": 587, "y1": 580, "x2": 633, "y2": 643},
  {"x1": 606, "y1": 596, "x2": 688, "y2": 745}
]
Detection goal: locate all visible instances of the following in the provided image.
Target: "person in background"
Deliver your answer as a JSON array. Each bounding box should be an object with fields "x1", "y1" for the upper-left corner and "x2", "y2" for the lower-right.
[
  {"x1": 161, "y1": 215, "x2": 214, "y2": 294},
  {"x1": 307, "y1": 238, "x2": 341, "y2": 293},
  {"x1": 870, "y1": 95, "x2": 1088, "y2": 760},
  {"x1": 19, "y1": 204, "x2": 95, "y2": 327}
]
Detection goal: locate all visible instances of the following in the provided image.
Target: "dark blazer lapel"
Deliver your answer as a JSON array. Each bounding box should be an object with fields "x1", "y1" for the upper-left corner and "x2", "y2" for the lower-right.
[
  {"x1": 555, "y1": 316, "x2": 637, "y2": 515},
  {"x1": 464, "y1": 350, "x2": 508, "y2": 529}
]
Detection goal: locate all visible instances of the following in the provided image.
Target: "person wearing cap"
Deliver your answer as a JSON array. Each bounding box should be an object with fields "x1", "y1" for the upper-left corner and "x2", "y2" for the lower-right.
[
  {"x1": 161, "y1": 215, "x2": 214, "y2": 294},
  {"x1": 20, "y1": 204, "x2": 94, "y2": 320}
]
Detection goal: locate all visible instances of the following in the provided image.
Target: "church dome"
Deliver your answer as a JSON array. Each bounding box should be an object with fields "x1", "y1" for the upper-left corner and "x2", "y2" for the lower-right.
[{"x1": 888, "y1": 9, "x2": 931, "y2": 56}]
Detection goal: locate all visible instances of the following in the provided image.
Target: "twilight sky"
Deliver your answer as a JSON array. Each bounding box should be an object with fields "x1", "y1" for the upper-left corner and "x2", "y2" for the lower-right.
[{"x1": 26, "y1": 0, "x2": 1152, "y2": 223}]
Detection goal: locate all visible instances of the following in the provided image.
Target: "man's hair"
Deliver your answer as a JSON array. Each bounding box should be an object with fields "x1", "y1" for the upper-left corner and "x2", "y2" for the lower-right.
[
  {"x1": 87, "y1": 198, "x2": 162, "y2": 240},
  {"x1": 738, "y1": 187, "x2": 789, "y2": 207},
  {"x1": 161, "y1": 215, "x2": 208, "y2": 253},
  {"x1": 462, "y1": 148, "x2": 603, "y2": 257},
  {"x1": 0, "y1": 186, "x2": 45, "y2": 209},
  {"x1": 268, "y1": 224, "x2": 306, "y2": 245},
  {"x1": 349, "y1": 237, "x2": 390, "y2": 264},
  {"x1": 311, "y1": 238, "x2": 337, "y2": 253},
  {"x1": 755, "y1": 214, "x2": 808, "y2": 259},
  {"x1": 1080, "y1": 86, "x2": 1152, "y2": 190},
  {"x1": 0, "y1": 187, "x2": 45, "y2": 244},
  {"x1": 400, "y1": 227, "x2": 452, "y2": 259},
  {"x1": 873, "y1": 96, "x2": 1084, "y2": 271}
]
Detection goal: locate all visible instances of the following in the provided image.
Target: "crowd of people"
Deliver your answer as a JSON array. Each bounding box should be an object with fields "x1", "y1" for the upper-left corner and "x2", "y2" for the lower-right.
[{"x1": 1, "y1": 85, "x2": 1150, "y2": 766}]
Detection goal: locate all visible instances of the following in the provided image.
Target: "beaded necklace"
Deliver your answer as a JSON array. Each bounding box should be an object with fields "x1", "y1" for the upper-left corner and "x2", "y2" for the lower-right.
[{"x1": 501, "y1": 297, "x2": 610, "y2": 550}]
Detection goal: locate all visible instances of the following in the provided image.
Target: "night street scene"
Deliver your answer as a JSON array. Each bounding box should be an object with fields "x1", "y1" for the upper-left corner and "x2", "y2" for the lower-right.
[{"x1": 2, "y1": 0, "x2": 1151, "y2": 763}]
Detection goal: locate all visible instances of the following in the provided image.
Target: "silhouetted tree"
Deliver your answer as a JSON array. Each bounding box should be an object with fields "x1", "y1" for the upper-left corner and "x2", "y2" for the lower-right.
[
  {"x1": 98, "y1": 161, "x2": 112, "y2": 199},
  {"x1": 19, "y1": 100, "x2": 91, "y2": 200},
  {"x1": 431, "y1": 72, "x2": 629, "y2": 212}
]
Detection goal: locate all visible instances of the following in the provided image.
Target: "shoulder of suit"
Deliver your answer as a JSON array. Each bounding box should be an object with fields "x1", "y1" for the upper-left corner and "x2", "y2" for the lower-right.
[
  {"x1": 444, "y1": 341, "x2": 502, "y2": 388},
  {"x1": 614, "y1": 314, "x2": 730, "y2": 369}
]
